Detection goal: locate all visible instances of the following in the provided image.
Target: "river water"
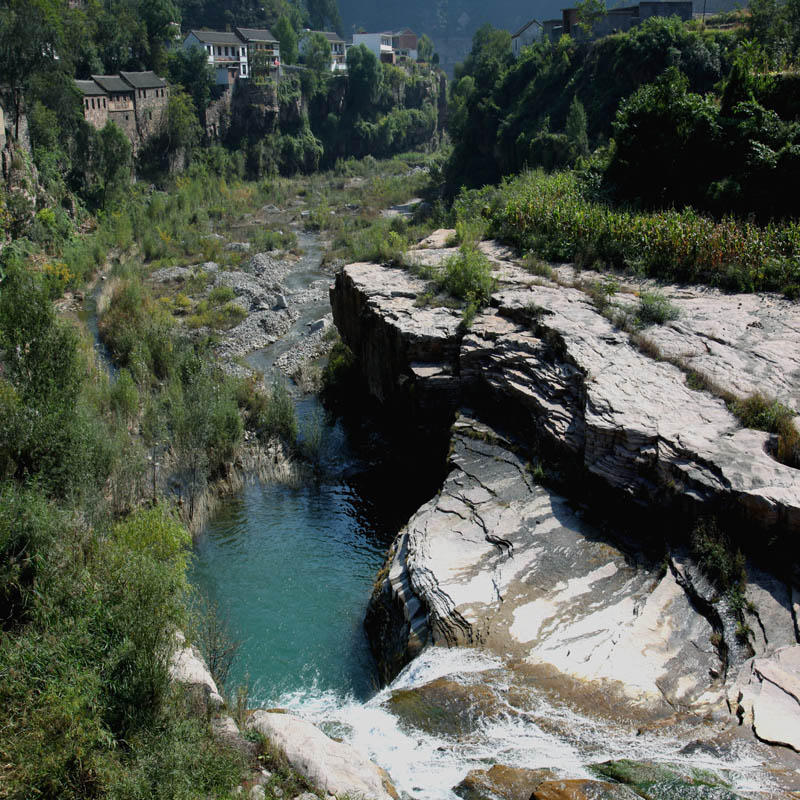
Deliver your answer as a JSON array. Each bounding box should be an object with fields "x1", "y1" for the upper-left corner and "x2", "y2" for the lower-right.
[{"x1": 190, "y1": 231, "x2": 778, "y2": 800}]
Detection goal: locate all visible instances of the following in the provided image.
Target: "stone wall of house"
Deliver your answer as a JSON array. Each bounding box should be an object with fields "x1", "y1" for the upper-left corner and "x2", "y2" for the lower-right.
[
  {"x1": 83, "y1": 96, "x2": 109, "y2": 128},
  {"x1": 0, "y1": 104, "x2": 5, "y2": 153},
  {"x1": 108, "y1": 109, "x2": 138, "y2": 147},
  {"x1": 135, "y1": 87, "x2": 169, "y2": 141}
]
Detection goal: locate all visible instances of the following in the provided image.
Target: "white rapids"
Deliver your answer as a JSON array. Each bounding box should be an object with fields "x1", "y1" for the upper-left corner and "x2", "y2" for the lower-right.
[{"x1": 258, "y1": 646, "x2": 776, "y2": 800}]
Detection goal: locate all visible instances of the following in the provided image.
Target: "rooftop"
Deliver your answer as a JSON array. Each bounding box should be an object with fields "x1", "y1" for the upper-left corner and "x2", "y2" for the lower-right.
[
  {"x1": 235, "y1": 26, "x2": 277, "y2": 43},
  {"x1": 305, "y1": 29, "x2": 345, "y2": 43},
  {"x1": 92, "y1": 74, "x2": 133, "y2": 93},
  {"x1": 512, "y1": 18, "x2": 541, "y2": 37},
  {"x1": 187, "y1": 29, "x2": 243, "y2": 45},
  {"x1": 76, "y1": 79, "x2": 106, "y2": 96},
  {"x1": 120, "y1": 70, "x2": 167, "y2": 89}
]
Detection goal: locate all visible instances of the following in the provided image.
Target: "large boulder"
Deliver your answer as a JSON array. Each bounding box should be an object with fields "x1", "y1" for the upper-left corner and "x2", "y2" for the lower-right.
[
  {"x1": 730, "y1": 645, "x2": 800, "y2": 751},
  {"x1": 454, "y1": 765, "x2": 559, "y2": 800},
  {"x1": 168, "y1": 631, "x2": 224, "y2": 712},
  {"x1": 247, "y1": 711, "x2": 398, "y2": 800}
]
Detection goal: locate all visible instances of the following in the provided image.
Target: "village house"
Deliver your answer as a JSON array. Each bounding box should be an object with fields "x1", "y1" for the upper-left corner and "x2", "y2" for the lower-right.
[
  {"x1": 539, "y1": 0, "x2": 693, "y2": 42},
  {"x1": 183, "y1": 30, "x2": 249, "y2": 85},
  {"x1": 300, "y1": 30, "x2": 347, "y2": 72},
  {"x1": 391, "y1": 29, "x2": 418, "y2": 62},
  {"x1": 235, "y1": 27, "x2": 281, "y2": 80},
  {"x1": 351, "y1": 32, "x2": 394, "y2": 64},
  {"x1": 76, "y1": 71, "x2": 169, "y2": 152},
  {"x1": 511, "y1": 18, "x2": 542, "y2": 56},
  {"x1": 351, "y1": 29, "x2": 420, "y2": 64}
]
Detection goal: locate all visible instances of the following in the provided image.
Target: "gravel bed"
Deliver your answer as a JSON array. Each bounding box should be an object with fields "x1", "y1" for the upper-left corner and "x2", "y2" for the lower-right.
[{"x1": 274, "y1": 316, "x2": 334, "y2": 375}]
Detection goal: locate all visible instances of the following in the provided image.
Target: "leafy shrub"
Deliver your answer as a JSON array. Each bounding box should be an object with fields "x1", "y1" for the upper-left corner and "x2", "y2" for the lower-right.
[
  {"x1": 250, "y1": 228, "x2": 297, "y2": 252},
  {"x1": 691, "y1": 516, "x2": 746, "y2": 596},
  {"x1": 208, "y1": 285, "x2": 236, "y2": 305},
  {"x1": 439, "y1": 245, "x2": 496, "y2": 308},
  {"x1": 109, "y1": 368, "x2": 140, "y2": 423},
  {"x1": 636, "y1": 291, "x2": 681, "y2": 326}
]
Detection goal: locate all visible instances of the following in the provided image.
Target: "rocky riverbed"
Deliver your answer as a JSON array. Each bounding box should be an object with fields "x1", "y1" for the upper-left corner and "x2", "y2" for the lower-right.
[{"x1": 331, "y1": 231, "x2": 800, "y2": 796}]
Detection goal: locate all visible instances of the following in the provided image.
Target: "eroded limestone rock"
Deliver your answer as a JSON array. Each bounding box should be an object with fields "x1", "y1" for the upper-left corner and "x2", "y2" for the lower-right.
[
  {"x1": 368, "y1": 416, "x2": 722, "y2": 713},
  {"x1": 730, "y1": 645, "x2": 800, "y2": 751},
  {"x1": 247, "y1": 711, "x2": 399, "y2": 800},
  {"x1": 168, "y1": 631, "x2": 224, "y2": 711}
]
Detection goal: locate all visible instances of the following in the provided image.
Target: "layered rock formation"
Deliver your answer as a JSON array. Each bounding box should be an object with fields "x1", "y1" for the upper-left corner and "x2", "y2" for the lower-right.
[{"x1": 331, "y1": 236, "x2": 800, "y2": 743}]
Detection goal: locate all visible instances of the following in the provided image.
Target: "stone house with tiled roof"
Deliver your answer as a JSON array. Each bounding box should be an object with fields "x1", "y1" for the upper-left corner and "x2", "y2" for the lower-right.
[{"x1": 76, "y1": 71, "x2": 169, "y2": 152}]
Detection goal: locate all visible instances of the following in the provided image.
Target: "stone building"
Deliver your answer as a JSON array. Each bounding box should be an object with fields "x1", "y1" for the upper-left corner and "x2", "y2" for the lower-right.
[
  {"x1": 77, "y1": 79, "x2": 109, "y2": 128},
  {"x1": 76, "y1": 71, "x2": 169, "y2": 153},
  {"x1": 92, "y1": 74, "x2": 137, "y2": 142},
  {"x1": 120, "y1": 71, "x2": 169, "y2": 140}
]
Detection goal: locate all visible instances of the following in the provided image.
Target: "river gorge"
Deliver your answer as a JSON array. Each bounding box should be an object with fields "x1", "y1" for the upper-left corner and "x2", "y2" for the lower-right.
[{"x1": 175, "y1": 205, "x2": 800, "y2": 800}]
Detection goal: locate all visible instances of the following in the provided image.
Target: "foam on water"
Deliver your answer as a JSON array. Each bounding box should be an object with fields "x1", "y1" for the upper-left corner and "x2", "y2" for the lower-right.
[{"x1": 268, "y1": 646, "x2": 775, "y2": 800}]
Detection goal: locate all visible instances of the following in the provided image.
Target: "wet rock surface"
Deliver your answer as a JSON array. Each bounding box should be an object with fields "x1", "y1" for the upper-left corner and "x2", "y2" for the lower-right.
[
  {"x1": 454, "y1": 766, "x2": 559, "y2": 800},
  {"x1": 388, "y1": 676, "x2": 502, "y2": 737},
  {"x1": 730, "y1": 645, "x2": 800, "y2": 752},
  {"x1": 589, "y1": 760, "x2": 746, "y2": 799}
]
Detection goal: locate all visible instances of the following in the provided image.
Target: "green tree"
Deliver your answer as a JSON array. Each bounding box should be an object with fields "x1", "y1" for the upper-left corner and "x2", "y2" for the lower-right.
[
  {"x1": 306, "y1": 0, "x2": 342, "y2": 34},
  {"x1": 141, "y1": 0, "x2": 180, "y2": 72},
  {"x1": 575, "y1": 0, "x2": 606, "y2": 35},
  {"x1": 418, "y1": 33, "x2": 434, "y2": 62},
  {"x1": 99, "y1": 121, "x2": 133, "y2": 209},
  {"x1": 274, "y1": 13, "x2": 299, "y2": 64},
  {"x1": 168, "y1": 45, "x2": 214, "y2": 113},
  {"x1": 565, "y1": 95, "x2": 589, "y2": 159},
  {"x1": 607, "y1": 66, "x2": 720, "y2": 207},
  {"x1": 0, "y1": 0, "x2": 62, "y2": 140},
  {"x1": 304, "y1": 30, "x2": 332, "y2": 75},
  {"x1": 165, "y1": 90, "x2": 203, "y2": 154},
  {"x1": 346, "y1": 44, "x2": 383, "y2": 114}
]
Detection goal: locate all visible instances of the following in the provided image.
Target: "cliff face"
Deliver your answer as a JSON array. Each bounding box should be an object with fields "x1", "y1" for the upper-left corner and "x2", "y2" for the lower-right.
[{"x1": 331, "y1": 233, "x2": 800, "y2": 742}]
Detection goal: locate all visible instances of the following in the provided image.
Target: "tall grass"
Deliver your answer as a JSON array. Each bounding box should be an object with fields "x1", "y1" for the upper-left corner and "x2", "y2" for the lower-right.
[{"x1": 486, "y1": 170, "x2": 800, "y2": 295}]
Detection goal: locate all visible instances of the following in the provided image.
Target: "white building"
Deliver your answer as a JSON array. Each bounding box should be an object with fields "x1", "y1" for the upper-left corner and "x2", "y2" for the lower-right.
[
  {"x1": 351, "y1": 32, "x2": 395, "y2": 64},
  {"x1": 183, "y1": 30, "x2": 249, "y2": 85},
  {"x1": 235, "y1": 27, "x2": 280, "y2": 68}
]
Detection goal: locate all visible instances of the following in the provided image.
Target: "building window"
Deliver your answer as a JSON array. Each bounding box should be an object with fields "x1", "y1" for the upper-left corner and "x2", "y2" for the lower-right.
[
  {"x1": 91, "y1": 98, "x2": 95, "y2": 109},
  {"x1": 103, "y1": 98, "x2": 106, "y2": 107}
]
